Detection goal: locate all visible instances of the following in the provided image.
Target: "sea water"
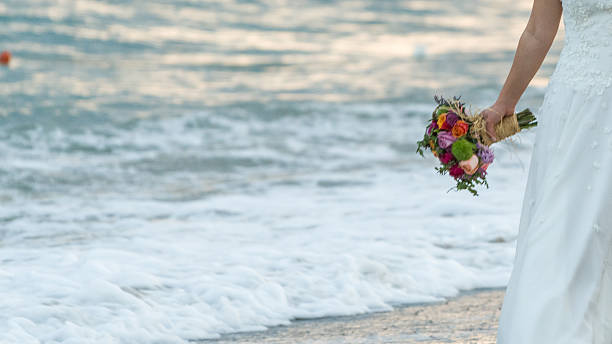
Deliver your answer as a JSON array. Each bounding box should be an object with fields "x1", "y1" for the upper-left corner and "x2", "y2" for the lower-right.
[{"x1": 0, "y1": 0, "x2": 563, "y2": 342}]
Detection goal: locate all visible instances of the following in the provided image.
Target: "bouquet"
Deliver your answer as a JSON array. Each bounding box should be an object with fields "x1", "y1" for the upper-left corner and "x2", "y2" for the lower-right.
[{"x1": 416, "y1": 95, "x2": 537, "y2": 196}]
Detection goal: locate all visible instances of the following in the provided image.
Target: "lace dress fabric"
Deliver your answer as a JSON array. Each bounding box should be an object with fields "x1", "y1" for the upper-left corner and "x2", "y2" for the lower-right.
[
  {"x1": 551, "y1": 0, "x2": 612, "y2": 97},
  {"x1": 497, "y1": 0, "x2": 612, "y2": 343}
]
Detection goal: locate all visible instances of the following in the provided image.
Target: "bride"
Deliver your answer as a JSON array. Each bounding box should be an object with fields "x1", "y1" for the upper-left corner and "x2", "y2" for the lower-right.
[{"x1": 481, "y1": 0, "x2": 612, "y2": 342}]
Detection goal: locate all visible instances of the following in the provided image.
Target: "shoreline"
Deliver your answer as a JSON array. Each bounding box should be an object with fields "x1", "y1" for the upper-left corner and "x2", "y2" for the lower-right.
[{"x1": 200, "y1": 287, "x2": 506, "y2": 343}]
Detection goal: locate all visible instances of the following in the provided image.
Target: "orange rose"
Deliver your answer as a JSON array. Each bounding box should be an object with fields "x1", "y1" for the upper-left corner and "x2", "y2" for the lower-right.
[
  {"x1": 436, "y1": 113, "x2": 447, "y2": 129},
  {"x1": 459, "y1": 154, "x2": 479, "y2": 175},
  {"x1": 451, "y1": 120, "x2": 469, "y2": 138}
]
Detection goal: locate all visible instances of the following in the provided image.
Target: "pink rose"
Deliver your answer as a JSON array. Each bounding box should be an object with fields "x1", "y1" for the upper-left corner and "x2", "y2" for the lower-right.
[
  {"x1": 481, "y1": 162, "x2": 490, "y2": 171},
  {"x1": 459, "y1": 154, "x2": 479, "y2": 175},
  {"x1": 437, "y1": 131, "x2": 457, "y2": 149}
]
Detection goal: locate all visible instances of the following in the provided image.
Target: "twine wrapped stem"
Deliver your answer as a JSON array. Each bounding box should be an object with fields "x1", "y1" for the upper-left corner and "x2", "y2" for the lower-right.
[
  {"x1": 453, "y1": 106, "x2": 521, "y2": 146},
  {"x1": 474, "y1": 112, "x2": 520, "y2": 146}
]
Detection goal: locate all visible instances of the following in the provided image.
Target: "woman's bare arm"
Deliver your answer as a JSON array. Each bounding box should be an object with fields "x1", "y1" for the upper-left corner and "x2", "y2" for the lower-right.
[{"x1": 483, "y1": 0, "x2": 563, "y2": 141}]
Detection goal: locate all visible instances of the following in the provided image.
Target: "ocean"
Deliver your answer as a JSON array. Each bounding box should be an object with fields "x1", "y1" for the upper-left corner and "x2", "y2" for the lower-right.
[{"x1": 0, "y1": 0, "x2": 563, "y2": 342}]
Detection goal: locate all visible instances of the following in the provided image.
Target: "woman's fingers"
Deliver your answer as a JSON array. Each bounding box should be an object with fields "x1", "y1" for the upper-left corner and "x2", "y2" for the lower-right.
[{"x1": 483, "y1": 110, "x2": 499, "y2": 142}]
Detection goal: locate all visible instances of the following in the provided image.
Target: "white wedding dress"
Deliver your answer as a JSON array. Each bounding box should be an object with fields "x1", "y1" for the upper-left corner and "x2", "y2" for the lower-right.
[{"x1": 497, "y1": 0, "x2": 612, "y2": 343}]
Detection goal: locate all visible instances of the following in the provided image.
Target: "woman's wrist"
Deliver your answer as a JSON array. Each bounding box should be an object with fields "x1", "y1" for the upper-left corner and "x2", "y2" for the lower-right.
[{"x1": 492, "y1": 100, "x2": 516, "y2": 115}]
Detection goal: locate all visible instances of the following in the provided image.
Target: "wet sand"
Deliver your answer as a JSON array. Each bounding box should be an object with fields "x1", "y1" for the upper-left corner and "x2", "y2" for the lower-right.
[{"x1": 201, "y1": 287, "x2": 505, "y2": 344}]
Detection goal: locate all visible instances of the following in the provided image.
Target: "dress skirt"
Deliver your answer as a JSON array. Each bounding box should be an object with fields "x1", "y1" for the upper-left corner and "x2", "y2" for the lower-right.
[{"x1": 497, "y1": 79, "x2": 612, "y2": 343}]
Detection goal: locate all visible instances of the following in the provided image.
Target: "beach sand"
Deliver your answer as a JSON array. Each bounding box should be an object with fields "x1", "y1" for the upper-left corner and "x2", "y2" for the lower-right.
[{"x1": 202, "y1": 287, "x2": 505, "y2": 344}]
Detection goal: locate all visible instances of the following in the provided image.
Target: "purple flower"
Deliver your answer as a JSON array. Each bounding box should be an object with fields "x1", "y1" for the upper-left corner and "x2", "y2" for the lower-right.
[
  {"x1": 437, "y1": 131, "x2": 457, "y2": 149},
  {"x1": 476, "y1": 142, "x2": 495, "y2": 164},
  {"x1": 446, "y1": 111, "x2": 459, "y2": 127},
  {"x1": 427, "y1": 119, "x2": 438, "y2": 135}
]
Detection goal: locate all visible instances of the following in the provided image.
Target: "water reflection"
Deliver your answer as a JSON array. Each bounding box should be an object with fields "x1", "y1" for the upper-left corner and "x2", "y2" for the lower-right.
[{"x1": 1, "y1": 0, "x2": 563, "y2": 115}]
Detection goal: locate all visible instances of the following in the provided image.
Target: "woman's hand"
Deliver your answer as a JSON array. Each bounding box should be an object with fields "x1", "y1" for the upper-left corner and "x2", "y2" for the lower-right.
[{"x1": 481, "y1": 103, "x2": 515, "y2": 142}]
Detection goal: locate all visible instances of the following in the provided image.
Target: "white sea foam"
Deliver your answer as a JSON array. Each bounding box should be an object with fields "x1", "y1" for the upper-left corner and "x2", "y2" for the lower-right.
[{"x1": 0, "y1": 102, "x2": 535, "y2": 342}]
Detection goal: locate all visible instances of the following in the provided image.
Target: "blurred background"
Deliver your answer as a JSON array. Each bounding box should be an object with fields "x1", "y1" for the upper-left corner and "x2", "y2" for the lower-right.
[{"x1": 0, "y1": 0, "x2": 563, "y2": 343}]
